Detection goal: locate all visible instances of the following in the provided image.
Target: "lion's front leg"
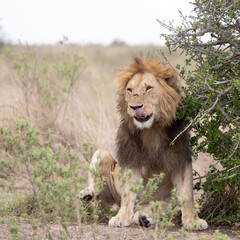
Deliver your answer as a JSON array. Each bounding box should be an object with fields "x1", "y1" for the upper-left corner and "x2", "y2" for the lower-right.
[
  {"x1": 108, "y1": 169, "x2": 142, "y2": 227},
  {"x1": 173, "y1": 163, "x2": 208, "y2": 230}
]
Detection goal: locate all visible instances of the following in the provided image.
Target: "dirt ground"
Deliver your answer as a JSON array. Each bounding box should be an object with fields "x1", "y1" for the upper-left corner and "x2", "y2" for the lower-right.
[
  {"x1": 0, "y1": 153, "x2": 238, "y2": 240},
  {"x1": 0, "y1": 222, "x2": 239, "y2": 240}
]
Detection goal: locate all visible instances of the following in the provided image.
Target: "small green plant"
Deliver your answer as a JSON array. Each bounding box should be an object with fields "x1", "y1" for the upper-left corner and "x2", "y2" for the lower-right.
[
  {"x1": 179, "y1": 227, "x2": 188, "y2": 240},
  {"x1": 80, "y1": 141, "x2": 95, "y2": 162},
  {"x1": 166, "y1": 234, "x2": 173, "y2": 240},
  {"x1": 0, "y1": 119, "x2": 102, "y2": 239},
  {"x1": 8, "y1": 216, "x2": 23, "y2": 240},
  {"x1": 0, "y1": 194, "x2": 36, "y2": 217},
  {"x1": 133, "y1": 173, "x2": 165, "y2": 204},
  {"x1": 149, "y1": 189, "x2": 184, "y2": 240},
  {"x1": 213, "y1": 230, "x2": 229, "y2": 240}
]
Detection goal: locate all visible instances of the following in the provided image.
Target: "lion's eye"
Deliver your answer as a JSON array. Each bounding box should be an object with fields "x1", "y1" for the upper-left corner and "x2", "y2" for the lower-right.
[
  {"x1": 146, "y1": 86, "x2": 152, "y2": 92},
  {"x1": 127, "y1": 88, "x2": 132, "y2": 93}
]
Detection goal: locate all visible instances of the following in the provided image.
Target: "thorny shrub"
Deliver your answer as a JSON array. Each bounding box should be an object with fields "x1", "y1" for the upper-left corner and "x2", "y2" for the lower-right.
[{"x1": 158, "y1": 0, "x2": 240, "y2": 224}]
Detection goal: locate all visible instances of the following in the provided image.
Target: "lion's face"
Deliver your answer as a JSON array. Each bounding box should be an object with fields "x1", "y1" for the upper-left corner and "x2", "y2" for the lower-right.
[
  {"x1": 125, "y1": 72, "x2": 161, "y2": 129},
  {"x1": 117, "y1": 56, "x2": 182, "y2": 130}
]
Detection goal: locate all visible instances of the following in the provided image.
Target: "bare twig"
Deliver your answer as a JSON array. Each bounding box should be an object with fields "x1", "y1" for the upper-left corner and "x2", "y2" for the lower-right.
[
  {"x1": 193, "y1": 164, "x2": 240, "y2": 182},
  {"x1": 170, "y1": 95, "x2": 220, "y2": 145}
]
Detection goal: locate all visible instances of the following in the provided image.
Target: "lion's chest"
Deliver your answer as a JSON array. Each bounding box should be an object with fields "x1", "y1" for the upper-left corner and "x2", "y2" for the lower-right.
[
  {"x1": 116, "y1": 124, "x2": 172, "y2": 170},
  {"x1": 141, "y1": 128, "x2": 168, "y2": 154},
  {"x1": 135, "y1": 130, "x2": 169, "y2": 170}
]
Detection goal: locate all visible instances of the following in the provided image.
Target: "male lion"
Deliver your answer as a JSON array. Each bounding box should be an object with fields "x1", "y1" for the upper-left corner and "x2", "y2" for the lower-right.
[{"x1": 79, "y1": 56, "x2": 208, "y2": 230}]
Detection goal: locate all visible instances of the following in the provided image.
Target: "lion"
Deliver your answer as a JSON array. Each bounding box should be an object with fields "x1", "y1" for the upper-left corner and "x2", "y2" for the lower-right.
[{"x1": 79, "y1": 55, "x2": 208, "y2": 230}]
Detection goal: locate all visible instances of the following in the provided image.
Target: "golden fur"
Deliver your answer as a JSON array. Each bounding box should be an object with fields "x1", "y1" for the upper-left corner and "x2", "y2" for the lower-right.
[
  {"x1": 79, "y1": 56, "x2": 208, "y2": 230},
  {"x1": 116, "y1": 56, "x2": 181, "y2": 129}
]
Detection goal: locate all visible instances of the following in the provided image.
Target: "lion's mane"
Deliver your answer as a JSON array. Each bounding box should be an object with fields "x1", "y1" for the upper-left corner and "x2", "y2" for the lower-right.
[{"x1": 115, "y1": 56, "x2": 192, "y2": 171}]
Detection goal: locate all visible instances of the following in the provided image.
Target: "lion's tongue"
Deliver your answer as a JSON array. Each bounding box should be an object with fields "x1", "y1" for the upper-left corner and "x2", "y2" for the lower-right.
[{"x1": 134, "y1": 108, "x2": 147, "y2": 119}]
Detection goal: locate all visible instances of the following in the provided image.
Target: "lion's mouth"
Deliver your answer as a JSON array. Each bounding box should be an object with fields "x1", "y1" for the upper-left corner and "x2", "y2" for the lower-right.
[
  {"x1": 133, "y1": 108, "x2": 153, "y2": 123},
  {"x1": 134, "y1": 114, "x2": 153, "y2": 122}
]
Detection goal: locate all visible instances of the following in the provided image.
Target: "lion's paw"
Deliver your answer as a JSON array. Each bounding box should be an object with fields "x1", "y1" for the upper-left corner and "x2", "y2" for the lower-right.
[
  {"x1": 108, "y1": 215, "x2": 132, "y2": 227},
  {"x1": 183, "y1": 217, "x2": 208, "y2": 231},
  {"x1": 79, "y1": 187, "x2": 94, "y2": 201},
  {"x1": 139, "y1": 215, "x2": 153, "y2": 228},
  {"x1": 194, "y1": 218, "x2": 208, "y2": 230}
]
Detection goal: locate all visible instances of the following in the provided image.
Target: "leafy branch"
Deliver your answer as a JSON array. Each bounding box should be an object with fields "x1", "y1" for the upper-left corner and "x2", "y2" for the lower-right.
[{"x1": 159, "y1": 0, "x2": 240, "y2": 224}]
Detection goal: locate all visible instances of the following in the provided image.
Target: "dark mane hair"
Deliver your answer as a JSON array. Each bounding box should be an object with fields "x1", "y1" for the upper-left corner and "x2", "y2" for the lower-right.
[{"x1": 115, "y1": 56, "x2": 191, "y2": 172}]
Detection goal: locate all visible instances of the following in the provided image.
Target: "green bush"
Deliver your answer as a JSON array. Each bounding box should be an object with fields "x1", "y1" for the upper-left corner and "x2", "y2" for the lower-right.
[
  {"x1": 0, "y1": 119, "x2": 103, "y2": 238},
  {"x1": 158, "y1": 0, "x2": 240, "y2": 224}
]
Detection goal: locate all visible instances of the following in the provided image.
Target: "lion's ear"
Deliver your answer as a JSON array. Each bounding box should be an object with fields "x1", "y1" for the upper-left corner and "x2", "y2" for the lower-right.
[{"x1": 162, "y1": 68, "x2": 178, "y2": 86}]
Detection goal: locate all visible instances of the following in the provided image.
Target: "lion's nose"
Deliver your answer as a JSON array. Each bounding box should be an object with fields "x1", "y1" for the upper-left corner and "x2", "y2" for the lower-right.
[{"x1": 130, "y1": 104, "x2": 143, "y2": 110}]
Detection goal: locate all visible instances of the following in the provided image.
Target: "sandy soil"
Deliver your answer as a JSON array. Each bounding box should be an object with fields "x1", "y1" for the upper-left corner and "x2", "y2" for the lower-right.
[{"x1": 0, "y1": 222, "x2": 239, "y2": 240}]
